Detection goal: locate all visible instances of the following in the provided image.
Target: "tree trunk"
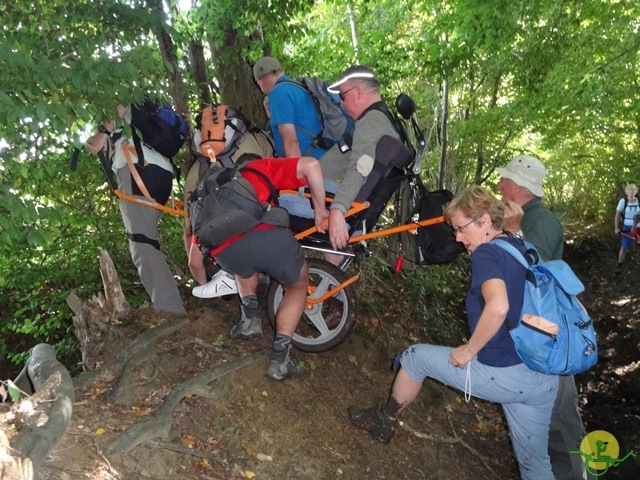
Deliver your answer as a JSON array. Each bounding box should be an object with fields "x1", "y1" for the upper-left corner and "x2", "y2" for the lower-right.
[
  {"x1": 8, "y1": 344, "x2": 75, "y2": 476},
  {"x1": 189, "y1": 39, "x2": 212, "y2": 107},
  {"x1": 209, "y1": 33, "x2": 268, "y2": 129},
  {"x1": 438, "y1": 77, "x2": 449, "y2": 190}
]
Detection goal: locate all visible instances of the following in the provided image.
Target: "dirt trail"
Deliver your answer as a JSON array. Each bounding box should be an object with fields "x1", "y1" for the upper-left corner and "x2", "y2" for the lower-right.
[{"x1": 6, "y1": 229, "x2": 640, "y2": 479}]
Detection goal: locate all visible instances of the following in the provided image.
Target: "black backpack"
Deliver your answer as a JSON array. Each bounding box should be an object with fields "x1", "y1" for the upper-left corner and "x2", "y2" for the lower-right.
[
  {"x1": 188, "y1": 164, "x2": 289, "y2": 252},
  {"x1": 413, "y1": 189, "x2": 466, "y2": 264},
  {"x1": 130, "y1": 99, "x2": 188, "y2": 159}
]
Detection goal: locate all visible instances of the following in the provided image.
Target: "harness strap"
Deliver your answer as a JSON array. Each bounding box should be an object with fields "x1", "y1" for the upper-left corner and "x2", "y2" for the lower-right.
[
  {"x1": 126, "y1": 232, "x2": 161, "y2": 250},
  {"x1": 122, "y1": 143, "x2": 153, "y2": 201}
]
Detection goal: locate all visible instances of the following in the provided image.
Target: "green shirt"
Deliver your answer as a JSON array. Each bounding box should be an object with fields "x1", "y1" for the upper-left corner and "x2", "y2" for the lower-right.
[{"x1": 521, "y1": 197, "x2": 564, "y2": 261}]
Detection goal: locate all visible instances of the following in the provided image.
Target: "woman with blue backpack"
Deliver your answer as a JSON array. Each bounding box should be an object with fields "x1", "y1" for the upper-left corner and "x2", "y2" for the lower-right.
[
  {"x1": 347, "y1": 186, "x2": 558, "y2": 480},
  {"x1": 614, "y1": 183, "x2": 640, "y2": 273}
]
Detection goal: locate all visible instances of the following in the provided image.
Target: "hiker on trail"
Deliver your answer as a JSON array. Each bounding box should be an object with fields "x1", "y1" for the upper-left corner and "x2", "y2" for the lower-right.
[
  {"x1": 496, "y1": 155, "x2": 563, "y2": 261},
  {"x1": 183, "y1": 105, "x2": 275, "y2": 297},
  {"x1": 614, "y1": 183, "x2": 640, "y2": 272},
  {"x1": 188, "y1": 156, "x2": 329, "y2": 380},
  {"x1": 86, "y1": 104, "x2": 186, "y2": 315},
  {"x1": 347, "y1": 186, "x2": 558, "y2": 480},
  {"x1": 497, "y1": 155, "x2": 593, "y2": 480},
  {"x1": 254, "y1": 56, "x2": 327, "y2": 159}
]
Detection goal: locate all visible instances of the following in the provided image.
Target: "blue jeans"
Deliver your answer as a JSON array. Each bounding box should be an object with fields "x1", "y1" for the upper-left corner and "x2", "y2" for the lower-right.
[
  {"x1": 278, "y1": 180, "x2": 340, "y2": 218},
  {"x1": 400, "y1": 344, "x2": 558, "y2": 480}
]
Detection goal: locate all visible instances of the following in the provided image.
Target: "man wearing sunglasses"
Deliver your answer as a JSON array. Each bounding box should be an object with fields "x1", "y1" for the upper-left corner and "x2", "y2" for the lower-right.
[{"x1": 322, "y1": 65, "x2": 403, "y2": 251}]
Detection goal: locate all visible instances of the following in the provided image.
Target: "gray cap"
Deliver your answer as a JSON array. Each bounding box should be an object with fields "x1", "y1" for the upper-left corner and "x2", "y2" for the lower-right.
[
  {"x1": 496, "y1": 155, "x2": 546, "y2": 197},
  {"x1": 253, "y1": 57, "x2": 282, "y2": 80}
]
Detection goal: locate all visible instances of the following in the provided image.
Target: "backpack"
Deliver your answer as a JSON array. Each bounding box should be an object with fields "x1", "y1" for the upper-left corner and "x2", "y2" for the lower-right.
[
  {"x1": 194, "y1": 105, "x2": 275, "y2": 168},
  {"x1": 492, "y1": 239, "x2": 598, "y2": 375},
  {"x1": 130, "y1": 99, "x2": 188, "y2": 159},
  {"x1": 622, "y1": 198, "x2": 640, "y2": 229},
  {"x1": 196, "y1": 105, "x2": 228, "y2": 159},
  {"x1": 277, "y1": 77, "x2": 355, "y2": 152},
  {"x1": 188, "y1": 164, "x2": 289, "y2": 252},
  {"x1": 412, "y1": 189, "x2": 466, "y2": 264}
]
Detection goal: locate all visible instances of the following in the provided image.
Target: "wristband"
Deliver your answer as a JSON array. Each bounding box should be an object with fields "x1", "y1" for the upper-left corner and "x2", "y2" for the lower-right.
[{"x1": 98, "y1": 124, "x2": 111, "y2": 135}]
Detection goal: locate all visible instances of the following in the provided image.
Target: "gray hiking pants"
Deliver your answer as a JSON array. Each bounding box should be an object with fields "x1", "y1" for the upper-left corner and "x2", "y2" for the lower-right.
[
  {"x1": 549, "y1": 375, "x2": 593, "y2": 480},
  {"x1": 117, "y1": 167, "x2": 186, "y2": 315}
]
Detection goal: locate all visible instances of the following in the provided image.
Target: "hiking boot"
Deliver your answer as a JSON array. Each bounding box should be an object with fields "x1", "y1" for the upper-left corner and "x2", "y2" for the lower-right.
[
  {"x1": 348, "y1": 398, "x2": 400, "y2": 444},
  {"x1": 228, "y1": 305, "x2": 263, "y2": 340},
  {"x1": 192, "y1": 269, "x2": 238, "y2": 298},
  {"x1": 265, "y1": 348, "x2": 300, "y2": 381}
]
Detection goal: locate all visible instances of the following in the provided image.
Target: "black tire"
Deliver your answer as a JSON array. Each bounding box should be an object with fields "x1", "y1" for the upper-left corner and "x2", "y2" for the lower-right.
[{"x1": 265, "y1": 258, "x2": 356, "y2": 353}]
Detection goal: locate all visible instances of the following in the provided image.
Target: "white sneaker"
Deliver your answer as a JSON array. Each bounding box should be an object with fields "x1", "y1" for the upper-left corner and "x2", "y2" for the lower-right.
[{"x1": 192, "y1": 270, "x2": 238, "y2": 298}]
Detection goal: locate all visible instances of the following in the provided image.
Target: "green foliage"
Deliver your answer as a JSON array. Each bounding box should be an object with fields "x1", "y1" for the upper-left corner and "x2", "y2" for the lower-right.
[{"x1": 2, "y1": 0, "x2": 640, "y2": 372}]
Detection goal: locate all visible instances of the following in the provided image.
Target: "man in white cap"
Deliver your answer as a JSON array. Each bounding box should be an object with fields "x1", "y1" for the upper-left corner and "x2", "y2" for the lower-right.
[
  {"x1": 322, "y1": 65, "x2": 403, "y2": 251},
  {"x1": 497, "y1": 155, "x2": 592, "y2": 480},
  {"x1": 496, "y1": 155, "x2": 563, "y2": 261},
  {"x1": 253, "y1": 56, "x2": 327, "y2": 159}
]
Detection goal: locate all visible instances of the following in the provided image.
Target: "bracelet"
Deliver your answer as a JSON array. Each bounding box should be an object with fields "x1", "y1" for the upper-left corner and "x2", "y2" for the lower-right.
[{"x1": 98, "y1": 124, "x2": 111, "y2": 135}]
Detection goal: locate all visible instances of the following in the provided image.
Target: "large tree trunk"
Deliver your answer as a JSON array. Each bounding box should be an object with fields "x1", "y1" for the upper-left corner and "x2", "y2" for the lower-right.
[{"x1": 210, "y1": 32, "x2": 268, "y2": 129}]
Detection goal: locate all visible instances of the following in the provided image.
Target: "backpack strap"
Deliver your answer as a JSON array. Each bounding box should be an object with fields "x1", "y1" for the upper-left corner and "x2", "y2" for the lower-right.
[
  {"x1": 490, "y1": 238, "x2": 540, "y2": 285},
  {"x1": 239, "y1": 166, "x2": 280, "y2": 206},
  {"x1": 122, "y1": 141, "x2": 154, "y2": 201},
  {"x1": 359, "y1": 101, "x2": 415, "y2": 157}
]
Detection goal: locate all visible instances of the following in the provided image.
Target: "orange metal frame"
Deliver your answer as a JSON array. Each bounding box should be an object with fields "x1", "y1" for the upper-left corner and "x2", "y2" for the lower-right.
[{"x1": 116, "y1": 186, "x2": 445, "y2": 307}]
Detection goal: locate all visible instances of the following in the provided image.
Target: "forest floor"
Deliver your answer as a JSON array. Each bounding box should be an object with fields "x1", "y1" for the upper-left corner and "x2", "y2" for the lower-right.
[{"x1": 14, "y1": 228, "x2": 640, "y2": 479}]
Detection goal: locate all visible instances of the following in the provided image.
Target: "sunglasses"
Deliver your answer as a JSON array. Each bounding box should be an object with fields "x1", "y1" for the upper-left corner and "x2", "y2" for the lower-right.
[{"x1": 339, "y1": 86, "x2": 357, "y2": 101}]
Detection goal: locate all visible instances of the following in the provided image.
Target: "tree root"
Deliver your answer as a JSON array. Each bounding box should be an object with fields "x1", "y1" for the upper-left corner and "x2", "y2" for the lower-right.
[
  {"x1": 73, "y1": 317, "x2": 190, "y2": 390},
  {"x1": 106, "y1": 352, "x2": 263, "y2": 454}
]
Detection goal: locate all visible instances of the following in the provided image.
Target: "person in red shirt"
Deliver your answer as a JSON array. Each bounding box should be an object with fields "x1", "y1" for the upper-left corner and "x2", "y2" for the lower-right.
[{"x1": 189, "y1": 157, "x2": 329, "y2": 380}]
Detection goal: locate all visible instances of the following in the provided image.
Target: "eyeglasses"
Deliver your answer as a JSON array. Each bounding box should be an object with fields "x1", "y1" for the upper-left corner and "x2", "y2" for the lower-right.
[
  {"x1": 339, "y1": 86, "x2": 357, "y2": 101},
  {"x1": 452, "y1": 217, "x2": 479, "y2": 235}
]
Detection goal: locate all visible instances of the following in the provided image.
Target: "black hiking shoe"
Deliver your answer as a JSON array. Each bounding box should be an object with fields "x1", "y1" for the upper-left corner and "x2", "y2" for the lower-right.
[
  {"x1": 348, "y1": 399, "x2": 398, "y2": 444},
  {"x1": 228, "y1": 305, "x2": 263, "y2": 340},
  {"x1": 264, "y1": 347, "x2": 300, "y2": 381}
]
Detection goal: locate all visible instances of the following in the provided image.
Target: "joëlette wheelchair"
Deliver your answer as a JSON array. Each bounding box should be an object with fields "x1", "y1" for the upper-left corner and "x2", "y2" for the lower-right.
[
  {"x1": 264, "y1": 94, "x2": 448, "y2": 353},
  {"x1": 90, "y1": 94, "x2": 450, "y2": 354}
]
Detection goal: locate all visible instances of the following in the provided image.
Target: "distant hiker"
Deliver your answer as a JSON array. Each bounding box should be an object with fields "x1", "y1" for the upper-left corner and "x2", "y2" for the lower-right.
[
  {"x1": 188, "y1": 157, "x2": 329, "y2": 380},
  {"x1": 348, "y1": 187, "x2": 558, "y2": 480},
  {"x1": 86, "y1": 103, "x2": 186, "y2": 315},
  {"x1": 614, "y1": 183, "x2": 640, "y2": 273},
  {"x1": 497, "y1": 155, "x2": 593, "y2": 480}
]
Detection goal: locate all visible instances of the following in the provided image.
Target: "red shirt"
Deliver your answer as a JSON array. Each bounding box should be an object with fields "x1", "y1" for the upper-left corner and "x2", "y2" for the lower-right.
[
  {"x1": 241, "y1": 157, "x2": 307, "y2": 202},
  {"x1": 192, "y1": 158, "x2": 308, "y2": 256}
]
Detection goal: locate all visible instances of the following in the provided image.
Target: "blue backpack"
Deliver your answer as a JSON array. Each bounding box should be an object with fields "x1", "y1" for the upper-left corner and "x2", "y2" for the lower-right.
[{"x1": 492, "y1": 239, "x2": 598, "y2": 375}]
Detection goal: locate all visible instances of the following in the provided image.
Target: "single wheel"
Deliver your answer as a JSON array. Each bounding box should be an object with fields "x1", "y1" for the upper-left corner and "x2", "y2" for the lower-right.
[{"x1": 266, "y1": 258, "x2": 356, "y2": 353}]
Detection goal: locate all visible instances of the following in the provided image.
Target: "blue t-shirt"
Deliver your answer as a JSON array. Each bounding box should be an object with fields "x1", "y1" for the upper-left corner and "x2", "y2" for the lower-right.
[
  {"x1": 466, "y1": 237, "x2": 527, "y2": 367},
  {"x1": 269, "y1": 76, "x2": 327, "y2": 159}
]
